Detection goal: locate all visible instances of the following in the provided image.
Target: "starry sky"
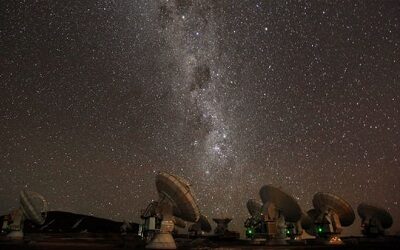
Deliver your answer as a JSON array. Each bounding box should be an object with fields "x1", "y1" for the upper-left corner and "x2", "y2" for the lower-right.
[{"x1": 1, "y1": 0, "x2": 399, "y2": 236}]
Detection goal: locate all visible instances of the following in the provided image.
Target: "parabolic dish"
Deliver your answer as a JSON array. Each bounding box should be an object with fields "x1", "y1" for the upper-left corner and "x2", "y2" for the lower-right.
[
  {"x1": 20, "y1": 190, "x2": 47, "y2": 225},
  {"x1": 156, "y1": 172, "x2": 200, "y2": 222},
  {"x1": 246, "y1": 199, "x2": 263, "y2": 217},
  {"x1": 259, "y1": 185, "x2": 301, "y2": 222},
  {"x1": 358, "y1": 203, "x2": 393, "y2": 229},
  {"x1": 312, "y1": 192, "x2": 355, "y2": 227}
]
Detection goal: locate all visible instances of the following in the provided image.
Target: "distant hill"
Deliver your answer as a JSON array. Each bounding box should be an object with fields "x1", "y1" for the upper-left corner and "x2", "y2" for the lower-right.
[{"x1": 1, "y1": 211, "x2": 139, "y2": 234}]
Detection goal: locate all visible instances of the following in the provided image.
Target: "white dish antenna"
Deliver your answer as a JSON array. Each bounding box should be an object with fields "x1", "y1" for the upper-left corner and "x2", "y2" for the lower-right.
[
  {"x1": 309, "y1": 192, "x2": 355, "y2": 244},
  {"x1": 146, "y1": 172, "x2": 200, "y2": 249},
  {"x1": 258, "y1": 185, "x2": 304, "y2": 242},
  {"x1": 259, "y1": 185, "x2": 302, "y2": 223},
  {"x1": 7, "y1": 190, "x2": 48, "y2": 239}
]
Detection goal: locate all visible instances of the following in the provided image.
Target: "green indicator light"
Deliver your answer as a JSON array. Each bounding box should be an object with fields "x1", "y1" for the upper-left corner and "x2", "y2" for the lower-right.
[
  {"x1": 318, "y1": 227, "x2": 323, "y2": 232},
  {"x1": 246, "y1": 228, "x2": 254, "y2": 237}
]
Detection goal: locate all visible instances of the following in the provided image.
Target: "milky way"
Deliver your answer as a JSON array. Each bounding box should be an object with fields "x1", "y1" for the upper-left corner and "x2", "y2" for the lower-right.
[
  {"x1": 0, "y1": 0, "x2": 399, "y2": 235},
  {"x1": 160, "y1": 1, "x2": 234, "y2": 175}
]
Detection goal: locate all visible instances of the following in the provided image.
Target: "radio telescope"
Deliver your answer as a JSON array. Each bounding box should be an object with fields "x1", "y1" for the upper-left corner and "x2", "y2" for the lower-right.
[
  {"x1": 244, "y1": 199, "x2": 265, "y2": 239},
  {"x1": 309, "y1": 192, "x2": 355, "y2": 244},
  {"x1": 7, "y1": 190, "x2": 48, "y2": 239},
  {"x1": 259, "y1": 185, "x2": 304, "y2": 243},
  {"x1": 145, "y1": 172, "x2": 200, "y2": 249},
  {"x1": 358, "y1": 203, "x2": 393, "y2": 236}
]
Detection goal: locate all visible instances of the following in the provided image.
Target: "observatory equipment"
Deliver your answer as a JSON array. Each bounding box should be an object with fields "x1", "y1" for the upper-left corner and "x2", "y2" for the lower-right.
[
  {"x1": 259, "y1": 185, "x2": 303, "y2": 243},
  {"x1": 286, "y1": 213, "x2": 313, "y2": 241},
  {"x1": 188, "y1": 214, "x2": 212, "y2": 236},
  {"x1": 260, "y1": 185, "x2": 302, "y2": 223},
  {"x1": 7, "y1": 190, "x2": 47, "y2": 239},
  {"x1": 244, "y1": 199, "x2": 266, "y2": 239},
  {"x1": 358, "y1": 203, "x2": 393, "y2": 237},
  {"x1": 212, "y1": 218, "x2": 240, "y2": 239},
  {"x1": 299, "y1": 213, "x2": 313, "y2": 231},
  {"x1": 145, "y1": 172, "x2": 200, "y2": 249},
  {"x1": 308, "y1": 192, "x2": 355, "y2": 244},
  {"x1": 140, "y1": 201, "x2": 162, "y2": 241},
  {"x1": 247, "y1": 199, "x2": 263, "y2": 218},
  {"x1": 213, "y1": 218, "x2": 232, "y2": 236}
]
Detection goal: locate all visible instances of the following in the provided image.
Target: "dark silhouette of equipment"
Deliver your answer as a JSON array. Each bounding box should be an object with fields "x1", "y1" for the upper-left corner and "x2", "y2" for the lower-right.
[
  {"x1": 188, "y1": 214, "x2": 212, "y2": 236},
  {"x1": 212, "y1": 218, "x2": 239, "y2": 239},
  {"x1": 358, "y1": 203, "x2": 393, "y2": 237}
]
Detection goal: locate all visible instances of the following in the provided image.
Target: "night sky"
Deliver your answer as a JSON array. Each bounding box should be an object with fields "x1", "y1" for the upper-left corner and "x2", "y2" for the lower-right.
[{"x1": 1, "y1": 1, "x2": 399, "y2": 235}]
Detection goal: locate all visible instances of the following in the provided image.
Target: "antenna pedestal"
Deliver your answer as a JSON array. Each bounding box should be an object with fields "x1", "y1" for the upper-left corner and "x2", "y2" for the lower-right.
[
  {"x1": 264, "y1": 221, "x2": 288, "y2": 245},
  {"x1": 6, "y1": 209, "x2": 25, "y2": 240},
  {"x1": 146, "y1": 220, "x2": 176, "y2": 249},
  {"x1": 7, "y1": 230, "x2": 24, "y2": 239},
  {"x1": 265, "y1": 220, "x2": 277, "y2": 237}
]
